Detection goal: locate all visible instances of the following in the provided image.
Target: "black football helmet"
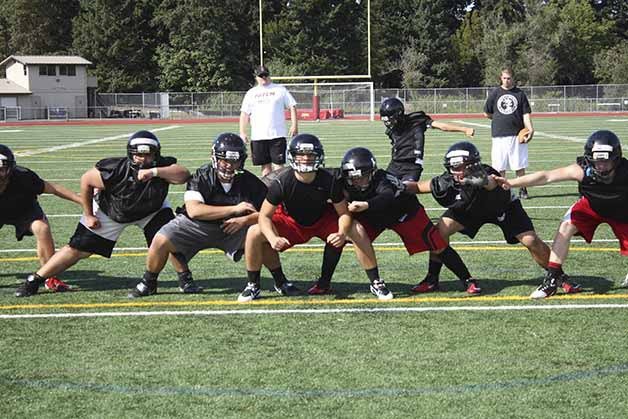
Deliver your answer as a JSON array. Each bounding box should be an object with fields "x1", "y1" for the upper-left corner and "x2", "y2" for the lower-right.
[
  {"x1": 287, "y1": 134, "x2": 325, "y2": 173},
  {"x1": 444, "y1": 141, "x2": 484, "y2": 184},
  {"x1": 0, "y1": 144, "x2": 16, "y2": 181},
  {"x1": 341, "y1": 147, "x2": 377, "y2": 192},
  {"x1": 379, "y1": 97, "x2": 405, "y2": 130},
  {"x1": 212, "y1": 132, "x2": 247, "y2": 181},
  {"x1": 583, "y1": 130, "x2": 622, "y2": 184},
  {"x1": 127, "y1": 130, "x2": 161, "y2": 168}
]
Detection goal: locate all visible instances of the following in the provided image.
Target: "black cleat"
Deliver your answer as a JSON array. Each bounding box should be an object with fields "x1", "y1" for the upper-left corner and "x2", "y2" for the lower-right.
[
  {"x1": 128, "y1": 280, "x2": 157, "y2": 298},
  {"x1": 15, "y1": 274, "x2": 43, "y2": 298}
]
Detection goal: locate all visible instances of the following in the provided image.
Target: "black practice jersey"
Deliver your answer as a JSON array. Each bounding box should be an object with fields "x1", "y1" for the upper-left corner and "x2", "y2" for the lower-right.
[
  {"x1": 0, "y1": 166, "x2": 45, "y2": 222},
  {"x1": 95, "y1": 156, "x2": 177, "y2": 223},
  {"x1": 386, "y1": 111, "x2": 433, "y2": 165},
  {"x1": 344, "y1": 169, "x2": 422, "y2": 230},
  {"x1": 578, "y1": 157, "x2": 628, "y2": 222},
  {"x1": 180, "y1": 164, "x2": 267, "y2": 224},
  {"x1": 430, "y1": 165, "x2": 514, "y2": 218},
  {"x1": 484, "y1": 87, "x2": 531, "y2": 137},
  {"x1": 266, "y1": 167, "x2": 344, "y2": 226}
]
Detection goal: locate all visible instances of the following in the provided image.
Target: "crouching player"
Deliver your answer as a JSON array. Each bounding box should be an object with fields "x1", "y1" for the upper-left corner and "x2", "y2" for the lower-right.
[{"x1": 495, "y1": 130, "x2": 628, "y2": 298}]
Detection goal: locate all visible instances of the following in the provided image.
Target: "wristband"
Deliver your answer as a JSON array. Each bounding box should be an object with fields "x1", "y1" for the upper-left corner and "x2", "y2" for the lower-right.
[{"x1": 151, "y1": 167, "x2": 158, "y2": 177}]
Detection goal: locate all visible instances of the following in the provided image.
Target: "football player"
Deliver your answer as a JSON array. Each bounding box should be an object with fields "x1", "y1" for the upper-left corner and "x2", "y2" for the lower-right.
[
  {"x1": 495, "y1": 130, "x2": 628, "y2": 298},
  {"x1": 15, "y1": 130, "x2": 190, "y2": 297},
  {"x1": 0, "y1": 144, "x2": 81, "y2": 292},
  {"x1": 128, "y1": 133, "x2": 271, "y2": 298},
  {"x1": 380, "y1": 97, "x2": 474, "y2": 183},
  {"x1": 239, "y1": 134, "x2": 393, "y2": 302},
  {"x1": 326, "y1": 146, "x2": 478, "y2": 294},
  {"x1": 406, "y1": 141, "x2": 581, "y2": 295}
]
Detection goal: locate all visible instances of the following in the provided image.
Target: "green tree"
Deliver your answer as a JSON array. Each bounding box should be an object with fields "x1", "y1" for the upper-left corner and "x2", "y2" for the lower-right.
[
  {"x1": 451, "y1": 9, "x2": 483, "y2": 87},
  {"x1": 593, "y1": 39, "x2": 628, "y2": 83}
]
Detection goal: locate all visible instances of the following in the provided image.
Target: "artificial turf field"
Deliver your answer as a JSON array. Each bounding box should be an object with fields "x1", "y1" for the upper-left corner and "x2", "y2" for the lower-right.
[{"x1": 1, "y1": 116, "x2": 628, "y2": 418}]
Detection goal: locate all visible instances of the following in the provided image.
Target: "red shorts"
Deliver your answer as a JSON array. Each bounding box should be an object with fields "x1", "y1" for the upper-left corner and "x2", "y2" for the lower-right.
[
  {"x1": 566, "y1": 196, "x2": 628, "y2": 255},
  {"x1": 357, "y1": 208, "x2": 447, "y2": 255},
  {"x1": 271, "y1": 204, "x2": 339, "y2": 249}
]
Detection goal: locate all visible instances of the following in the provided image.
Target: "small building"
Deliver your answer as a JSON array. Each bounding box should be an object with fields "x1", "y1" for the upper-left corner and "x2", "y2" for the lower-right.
[{"x1": 0, "y1": 55, "x2": 96, "y2": 121}]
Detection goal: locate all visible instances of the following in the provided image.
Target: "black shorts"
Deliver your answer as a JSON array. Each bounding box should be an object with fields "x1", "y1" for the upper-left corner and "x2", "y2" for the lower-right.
[
  {"x1": 251, "y1": 137, "x2": 287, "y2": 166},
  {"x1": 386, "y1": 161, "x2": 423, "y2": 182},
  {"x1": 443, "y1": 199, "x2": 534, "y2": 244},
  {"x1": 0, "y1": 202, "x2": 46, "y2": 241}
]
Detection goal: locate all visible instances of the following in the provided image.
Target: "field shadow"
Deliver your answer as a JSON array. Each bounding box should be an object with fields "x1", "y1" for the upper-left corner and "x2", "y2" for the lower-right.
[{"x1": 523, "y1": 192, "x2": 579, "y2": 200}]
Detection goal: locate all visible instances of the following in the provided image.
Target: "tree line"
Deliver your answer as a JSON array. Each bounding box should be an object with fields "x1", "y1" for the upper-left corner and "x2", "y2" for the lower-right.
[{"x1": 0, "y1": 0, "x2": 625, "y2": 92}]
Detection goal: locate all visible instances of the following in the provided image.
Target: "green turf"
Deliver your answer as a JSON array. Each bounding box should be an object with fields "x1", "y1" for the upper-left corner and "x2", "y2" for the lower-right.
[{"x1": 1, "y1": 116, "x2": 628, "y2": 418}]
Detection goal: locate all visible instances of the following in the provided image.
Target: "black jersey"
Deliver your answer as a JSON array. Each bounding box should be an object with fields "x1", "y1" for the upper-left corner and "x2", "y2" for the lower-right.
[
  {"x1": 484, "y1": 86, "x2": 531, "y2": 137},
  {"x1": 577, "y1": 157, "x2": 628, "y2": 222},
  {"x1": 344, "y1": 169, "x2": 422, "y2": 230},
  {"x1": 180, "y1": 164, "x2": 267, "y2": 224},
  {"x1": 386, "y1": 111, "x2": 433, "y2": 166},
  {"x1": 430, "y1": 164, "x2": 514, "y2": 218},
  {"x1": 0, "y1": 166, "x2": 45, "y2": 223},
  {"x1": 266, "y1": 167, "x2": 344, "y2": 226},
  {"x1": 95, "y1": 156, "x2": 177, "y2": 223}
]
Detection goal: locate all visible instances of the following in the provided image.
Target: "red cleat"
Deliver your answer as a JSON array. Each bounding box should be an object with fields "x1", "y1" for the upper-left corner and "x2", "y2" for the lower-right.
[
  {"x1": 44, "y1": 277, "x2": 71, "y2": 292},
  {"x1": 307, "y1": 283, "x2": 332, "y2": 295},
  {"x1": 411, "y1": 280, "x2": 439, "y2": 293},
  {"x1": 465, "y1": 279, "x2": 481, "y2": 295}
]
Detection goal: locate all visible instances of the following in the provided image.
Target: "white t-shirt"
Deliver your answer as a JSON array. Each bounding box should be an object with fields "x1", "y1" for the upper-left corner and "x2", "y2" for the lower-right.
[{"x1": 240, "y1": 83, "x2": 297, "y2": 141}]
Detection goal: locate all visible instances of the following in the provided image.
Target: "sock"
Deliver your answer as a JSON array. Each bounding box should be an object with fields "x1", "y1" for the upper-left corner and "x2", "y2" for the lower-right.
[
  {"x1": 269, "y1": 267, "x2": 287, "y2": 286},
  {"x1": 247, "y1": 270, "x2": 261, "y2": 287},
  {"x1": 439, "y1": 246, "x2": 471, "y2": 281},
  {"x1": 177, "y1": 270, "x2": 193, "y2": 284},
  {"x1": 365, "y1": 266, "x2": 380, "y2": 283},
  {"x1": 142, "y1": 271, "x2": 159, "y2": 283},
  {"x1": 319, "y1": 244, "x2": 342, "y2": 287}
]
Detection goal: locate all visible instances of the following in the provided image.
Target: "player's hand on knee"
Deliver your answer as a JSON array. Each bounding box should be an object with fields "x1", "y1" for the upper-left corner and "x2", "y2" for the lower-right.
[
  {"x1": 84, "y1": 214, "x2": 101, "y2": 229},
  {"x1": 221, "y1": 217, "x2": 246, "y2": 235},
  {"x1": 271, "y1": 237, "x2": 291, "y2": 252},
  {"x1": 233, "y1": 202, "x2": 256, "y2": 215},
  {"x1": 348, "y1": 201, "x2": 368, "y2": 213},
  {"x1": 327, "y1": 232, "x2": 346, "y2": 248}
]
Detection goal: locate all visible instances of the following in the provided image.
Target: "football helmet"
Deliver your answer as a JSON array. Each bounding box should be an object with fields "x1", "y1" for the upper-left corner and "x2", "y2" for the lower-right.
[
  {"x1": 379, "y1": 97, "x2": 405, "y2": 130},
  {"x1": 341, "y1": 147, "x2": 377, "y2": 192},
  {"x1": 287, "y1": 134, "x2": 325, "y2": 173},
  {"x1": 444, "y1": 141, "x2": 485, "y2": 185},
  {"x1": 127, "y1": 130, "x2": 161, "y2": 168},
  {"x1": 212, "y1": 132, "x2": 247, "y2": 181},
  {"x1": 0, "y1": 144, "x2": 16, "y2": 180},
  {"x1": 583, "y1": 130, "x2": 622, "y2": 184}
]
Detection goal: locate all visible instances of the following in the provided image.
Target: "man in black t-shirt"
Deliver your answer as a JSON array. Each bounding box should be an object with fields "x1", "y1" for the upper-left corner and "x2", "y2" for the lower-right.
[
  {"x1": 239, "y1": 134, "x2": 392, "y2": 302},
  {"x1": 406, "y1": 141, "x2": 579, "y2": 295},
  {"x1": 484, "y1": 68, "x2": 534, "y2": 199},
  {"x1": 0, "y1": 144, "x2": 82, "y2": 292},
  {"x1": 128, "y1": 133, "x2": 269, "y2": 298},
  {"x1": 16, "y1": 131, "x2": 190, "y2": 297},
  {"x1": 379, "y1": 97, "x2": 474, "y2": 183},
  {"x1": 495, "y1": 130, "x2": 628, "y2": 298}
]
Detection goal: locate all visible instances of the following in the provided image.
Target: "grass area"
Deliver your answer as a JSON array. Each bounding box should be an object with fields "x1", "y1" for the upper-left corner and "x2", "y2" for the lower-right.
[{"x1": 1, "y1": 116, "x2": 628, "y2": 418}]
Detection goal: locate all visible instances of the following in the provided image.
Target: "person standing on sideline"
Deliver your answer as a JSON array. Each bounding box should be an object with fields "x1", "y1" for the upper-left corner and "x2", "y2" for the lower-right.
[
  {"x1": 484, "y1": 67, "x2": 534, "y2": 199},
  {"x1": 239, "y1": 65, "x2": 298, "y2": 177}
]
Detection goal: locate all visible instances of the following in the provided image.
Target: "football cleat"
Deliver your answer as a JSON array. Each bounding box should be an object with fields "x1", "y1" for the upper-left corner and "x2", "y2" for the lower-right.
[
  {"x1": 411, "y1": 274, "x2": 440, "y2": 293},
  {"x1": 44, "y1": 277, "x2": 71, "y2": 292},
  {"x1": 518, "y1": 187, "x2": 529, "y2": 200},
  {"x1": 465, "y1": 279, "x2": 482, "y2": 295},
  {"x1": 531, "y1": 273, "x2": 558, "y2": 299},
  {"x1": 128, "y1": 280, "x2": 157, "y2": 299},
  {"x1": 179, "y1": 278, "x2": 203, "y2": 294},
  {"x1": 559, "y1": 276, "x2": 582, "y2": 294},
  {"x1": 238, "y1": 282, "x2": 261, "y2": 303},
  {"x1": 370, "y1": 279, "x2": 393, "y2": 300},
  {"x1": 307, "y1": 282, "x2": 332, "y2": 295},
  {"x1": 620, "y1": 274, "x2": 628, "y2": 288},
  {"x1": 15, "y1": 274, "x2": 43, "y2": 298},
  {"x1": 274, "y1": 281, "x2": 299, "y2": 296}
]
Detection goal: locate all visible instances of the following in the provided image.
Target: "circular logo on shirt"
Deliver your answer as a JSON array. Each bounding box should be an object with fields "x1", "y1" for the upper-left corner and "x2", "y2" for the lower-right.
[{"x1": 496, "y1": 94, "x2": 518, "y2": 115}]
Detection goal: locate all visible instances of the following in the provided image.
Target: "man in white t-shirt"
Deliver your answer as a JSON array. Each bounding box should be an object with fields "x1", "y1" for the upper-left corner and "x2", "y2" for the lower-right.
[{"x1": 239, "y1": 65, "x2": 298, "y2": 176}]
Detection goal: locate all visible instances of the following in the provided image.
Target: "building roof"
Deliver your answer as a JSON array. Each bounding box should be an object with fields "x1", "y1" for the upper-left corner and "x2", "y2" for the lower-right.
[
  {"x1": 0, "y1": 79, "x2": 31, "y2": 94},
  {"x1": 0, "y1": 55, "x2": 92, "y2": 66}
]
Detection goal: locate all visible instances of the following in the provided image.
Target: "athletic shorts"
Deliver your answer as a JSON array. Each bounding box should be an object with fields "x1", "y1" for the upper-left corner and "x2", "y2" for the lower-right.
[
  {"x1": 564, "y1": 196, "x2": 628, "y2": 255},
  {"x1": 357, "y1": 207, "x2": 447, "y2": 255},
  {"x1": 251, "y1": 137, "x2": 287, "y2": 166},
  {"x1": 68, "y1": 199, "x2": 174, "y2": 257},
  {"x1": 491, "y1": 135, "x2": 528, "y2": 172},
  {"x1": 0, "y1": 202, "x2": 46, "y2": 241},
  {"x1": 386, "y1": 160, "x2": 423, "y2": 182},
  {"x1": 271, "y1": 203, "x2": 339, "y2": 250},
  {"x1": 157, "y1": 214, "x2": 247, "y2": 263},
  {"x1": 443, "y1": 198, "x2": 534, "y2": 244}
]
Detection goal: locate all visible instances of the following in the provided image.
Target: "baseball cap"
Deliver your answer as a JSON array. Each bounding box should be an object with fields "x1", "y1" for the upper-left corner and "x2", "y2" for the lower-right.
[{"x1": 254, "y1": 65, "x2": 270, "y2": 77}]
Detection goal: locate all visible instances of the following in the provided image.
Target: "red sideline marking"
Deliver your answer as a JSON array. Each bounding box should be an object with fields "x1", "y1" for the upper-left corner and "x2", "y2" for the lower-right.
[{"x1": 1, "y1": 112, "x2": 627, "y2": 127}]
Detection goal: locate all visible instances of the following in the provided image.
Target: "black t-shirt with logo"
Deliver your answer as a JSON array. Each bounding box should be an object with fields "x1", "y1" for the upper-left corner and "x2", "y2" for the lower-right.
[
  {"x1": 577, "y1": 156, "x2": 628, "y2": 222},
  {"x1": 0, "y1": 166, "x2": 45, "y2": 223},
  {"x1": 180, "y1": 164, "x2": 267, "y2": 224},
  {"x1": 266, "y1": 167, "x2": 344, "y2": 226},
  {"x1": 484, "y1": 87, "x2": 531, "y2": 137},
  {"x1": 342, "y1": 169, "x2": 422, "y2": 230},
  {"x1": 430, "y1": 164, "x2": 514, "y2": 218},
  {"x1": 95, "y1": 156, "x2": 177, "y2": 223}
]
